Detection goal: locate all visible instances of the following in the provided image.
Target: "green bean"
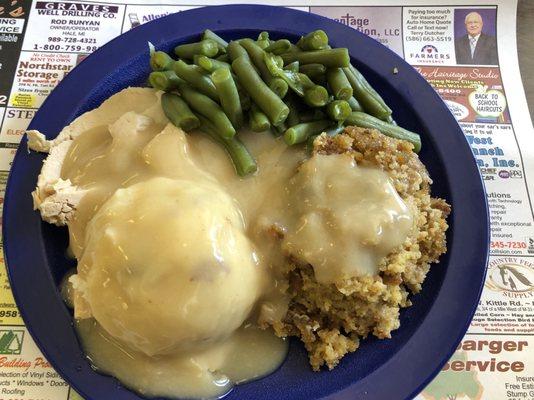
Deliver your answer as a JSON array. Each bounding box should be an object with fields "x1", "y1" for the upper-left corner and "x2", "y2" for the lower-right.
[
  {"x1": 150, "y1": 51, "x2": 174, "y2": 71},
  {"x1": 190, "y1": 65, "x2": 209, "y2": 75},
  {"x1": 240, "y1": 38, "x2": 272, "y2": 79},
  {"x1": 161, "y1": 92, "x2": 200, "y2": 131},
  {"x1": 303, "y1": 85, "x2": 329, "y2": 107},
  {"x1": 177, "y1": 82, "x2": 235, "y2": 139},
  {"x1": 297, "y1": 73, "x2": 316, "y2": 89},
  {"x1": 284, "y1": 94, "x2": 301, "y2": 127},
  {"x1": 174, "y1": 39, "x2": 219, "y2": 59},
  {"x1": 299, "y1": 63, "x2": 326, "y2": 83},
  {"x1": 350, "y1": 65, "x2": 392, "y2": 115},
  {"x1": 345, "y1": 111, "x2": 421, "y2": 152},
  {"x1": 257, "y1": 39, "x2": 270, "y2": 49},
  {"x1": 264, "y1": 39, "x2": 291, "y2": 55},
  {"x1": 256, "y1": 31, "x2": 270, "y2": 49},
  {"x1": 249, "y1": 104, "x2": 271, "y2": 132},
  {"x1": 240, "y1": 39, "x2": 288, "y2": 98},
  {"x1": 386, "y1": 115, "x2": 397, "y2": 126},
  {"x1": 269, "y1": 79, "x2": 289, "y2": 99},
  {"x1": 348, "y1": 96, "x2": 363, "y2": 112},
  {"x1": 198, "y1": 115, "x2": 257, "y2": 176},
  {"x1": 148, "y1": 71, "x2": 182, "y2": 91},
  {"x1": 299, "y1": 64, "x2": 326, "y2": 76},
  {"x1": 265, "y1": 53, "x2": 308, "y2": 97},
  {"x1": 281, "y1": 48, "x2": 349, "y2": 68},
  {"x1": 274, "y1": 55, "x2": 284, "y2": 68},
  {"x1": 343, "y1": 67, "x2": 391, "y2": 120},
  {"x1": 227, "y1": 41, "x2": 250, "y2": 62},
  {"x1": 221, "y1": 136, "x2": 257, "y2": 176},
  {"x1": 296, "y1": 30, "x2": 329, "y2": 51},
  {"x1": 258, "y1": 31, "x2": 270, "y2": 41},
  {"x1": 326, "y1": 100, "x2": 351, "y2": 121},
  {"x1": 284, "y1": 61, "x2": 299, "y2": 73},
  {"x1": 231, "y1": 73, "x2": 251, "y2": 111},
  {"x1": 212, "y1": 68, "x2": 244, "y2": 129},
  {"x1": 226, "y1": 41, "x2": 251, "y2": 104},
  {"x1": 265, "y1": 53, "x2": 326, "y2": 105},
  {"x1": 215, "y1": 53, "x2": 230, "y2": 62},
  {"x1": 286, "y1": 44, "x2": 302, "y2": 53},
  {"x1": 202, "y1": 29, "x2": 228, "y2": 53},
  {"x1": 234, "y1": 75, "x2": 251, "y2": 111},
  {"x1": 326, "y1": 68, "x2": 353, "y2": 100},
  {"x1": 284, "y1": 120, "x2": 332, "y2": 145},
  {"x1": 324, "y1": 124, "x2": 345, "y2": 136},
  {"x1": 173, "y1": 60, "x2": 219, "y2": 101},
  {"x1": 194, "y1": 55, "x2": 231, "y2": 73},
  {"x1": 232, "y1": 56, "x2": 289, "y2": 126}
]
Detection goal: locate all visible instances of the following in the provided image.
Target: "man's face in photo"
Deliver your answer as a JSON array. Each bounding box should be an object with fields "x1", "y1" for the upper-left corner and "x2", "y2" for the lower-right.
[{"x1": 465, "y1": 12, "x2": 483, "y2": 36}]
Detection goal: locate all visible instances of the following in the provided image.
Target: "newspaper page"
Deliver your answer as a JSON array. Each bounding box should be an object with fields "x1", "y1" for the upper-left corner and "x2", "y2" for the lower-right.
[{"x1": 0, "y1": 0, "x2": 532, "y2": 399}]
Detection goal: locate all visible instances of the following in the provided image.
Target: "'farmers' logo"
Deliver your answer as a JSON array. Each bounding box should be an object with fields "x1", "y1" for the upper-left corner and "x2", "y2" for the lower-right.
[
  {"x1": 421, "y1": 45, "x2": 438, "y2": 54},
  {"x1": 410, "y1": 45, "x2": 450, "y2": 62},
  {"x1": 0, "y1": 330, "x2": 24, "y2": 354},
  {"x1": 486, "y1": 263, "x2": 533, "y2": 297}
]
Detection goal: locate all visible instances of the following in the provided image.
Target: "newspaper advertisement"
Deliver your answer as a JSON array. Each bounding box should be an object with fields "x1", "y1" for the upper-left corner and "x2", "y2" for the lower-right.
[{"x1": 0, "y1": 0, "x2": 532, "y2": 399}]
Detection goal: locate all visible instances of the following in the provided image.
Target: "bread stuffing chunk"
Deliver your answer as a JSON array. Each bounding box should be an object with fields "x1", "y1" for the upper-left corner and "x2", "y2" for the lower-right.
[{"x1": 263, "y1": 126, "x2": 450, "y2": 370}]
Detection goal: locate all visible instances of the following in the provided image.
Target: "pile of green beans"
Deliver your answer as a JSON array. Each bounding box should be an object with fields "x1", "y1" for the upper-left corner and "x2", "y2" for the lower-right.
[{"x1": 148, "y1": 29, "x2": 421, "y2": 176}]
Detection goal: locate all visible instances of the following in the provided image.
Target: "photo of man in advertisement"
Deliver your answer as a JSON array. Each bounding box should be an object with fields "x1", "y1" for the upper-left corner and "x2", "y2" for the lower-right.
[{"x1": 454, "y1": 10, "x2": 498, "y2": 65}]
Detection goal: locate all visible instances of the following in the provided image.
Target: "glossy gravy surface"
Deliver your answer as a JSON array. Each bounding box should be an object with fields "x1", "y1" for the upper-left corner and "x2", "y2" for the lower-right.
[{"x1": 60, "y1": 88, "x2": 413, "y2": 398}]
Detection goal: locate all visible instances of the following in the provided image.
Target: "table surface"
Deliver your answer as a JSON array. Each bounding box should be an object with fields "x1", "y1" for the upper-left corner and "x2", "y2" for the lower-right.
[{"x1": 518, "y1": 0, "x2": 533, "y2": 121}]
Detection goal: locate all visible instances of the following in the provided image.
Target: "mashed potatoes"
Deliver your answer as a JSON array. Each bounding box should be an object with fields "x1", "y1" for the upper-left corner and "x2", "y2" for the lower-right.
[{"x1": 77, "y1": 177, "x2": 262, "y2": 356}]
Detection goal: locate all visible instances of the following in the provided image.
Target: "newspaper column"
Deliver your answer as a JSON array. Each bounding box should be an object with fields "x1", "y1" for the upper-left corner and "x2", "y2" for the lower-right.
[
  {"x1": 0, "y1": 1, "x2": 129, "y2": 399},
  {"x1": 400, "y1": 5, "x2": 533, "y2": 399}
]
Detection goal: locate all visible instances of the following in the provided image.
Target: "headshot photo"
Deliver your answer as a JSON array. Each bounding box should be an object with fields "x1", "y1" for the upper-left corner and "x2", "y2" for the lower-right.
[{"x1": 454, "y1": 9, "x2": 498, "y2": 65}]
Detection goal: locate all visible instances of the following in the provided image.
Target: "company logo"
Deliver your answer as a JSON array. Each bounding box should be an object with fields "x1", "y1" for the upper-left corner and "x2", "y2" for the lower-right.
[
  {"x1": 421, "y1": 44, "x2": 438, "y2": 54},
  {"x1": 497, "y1": 170, "x2": 521, "y2": 179},
  {"x1": 409, "y1": 44, "x2": 451, "y2": 62},
  {"x1": 0, "y1": 330, "x2": 24, "y2": 354},
  {"x1": 510, "y1": 170, "x2": 523, "y2": 179},
  {"x1": 486, "y1": 262, "x2": 533, "y2": 298}
]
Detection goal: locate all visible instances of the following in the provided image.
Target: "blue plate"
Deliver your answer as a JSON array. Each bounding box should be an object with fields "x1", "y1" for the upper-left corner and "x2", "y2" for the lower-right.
[{"x1": 3, "y1": 5, "x2": 489, "y2": 400}]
